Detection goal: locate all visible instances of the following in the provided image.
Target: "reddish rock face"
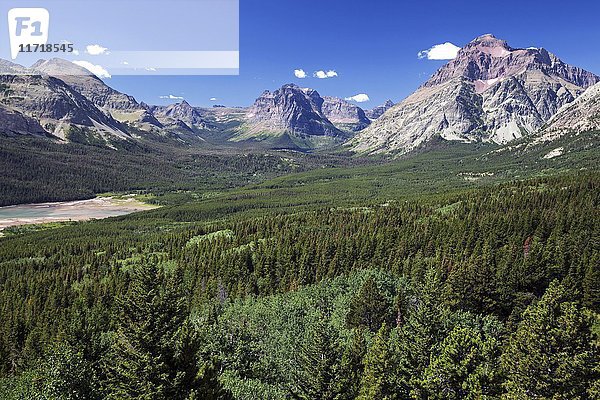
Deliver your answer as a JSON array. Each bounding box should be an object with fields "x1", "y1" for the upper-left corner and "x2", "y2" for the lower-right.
[{"x1": 424, "y1": 34, "x2": 599, "y2": 90}]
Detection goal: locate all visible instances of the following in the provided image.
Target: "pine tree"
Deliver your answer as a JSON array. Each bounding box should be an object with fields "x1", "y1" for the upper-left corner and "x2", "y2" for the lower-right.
[
  {"x1": 357, "y1": 324, "x2": 396, "y2": 400},
  {"x1": 501, "y1": 280, "x2": 600, "y2": 398},
  {"x1": 421, "y1": 318, "x2": 502, "y2": 399},
  {"x1": 583, "y1": 259, "x2": 600, "y2": 311},
  {"x1": 334, "y1": 328, "x2": 367, "y2": 400},
  {"x1": 103, "y1": 262, "x2": 212, "y2": 399},
  {"x1": 292, "y1": 319, "x2": 341, "y2": 400},
  {"x1": 395, "y1": 268, "x2": 449, "y2": 397},
  {"x1": 346, "y1": 277, "x2": 393, "y2": 332}
]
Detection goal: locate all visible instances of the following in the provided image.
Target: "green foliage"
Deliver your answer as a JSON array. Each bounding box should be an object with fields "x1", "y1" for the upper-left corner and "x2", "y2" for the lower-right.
[
  {"x1": 0, "y1": 341, "x2": 98, "y2": 400},
  {"x1": 0, "y1": 135, "x2": 369, "y2": 207},
  {"x1": 186, "y1": 230, "x2": 234, "y2": 247},
  {"x1": 357, "y1": 324, "x2": 396, "y2": 400},
  {"x1": 196, "y1": 270, "x2": 402, "y2": 398},
  {"x1": 292, "y1": 319, "x2": 342, "y2": 400},
  {"x1": 346, "y1": 277, "x2": 394, "y2": 332},
  {"x1": 103, "y1": 262, "x2": 207, "y2": 399},
  {"x1": 501, "y1": 280, "x2": 600, "y2": 399},
  {"x1": 334, "y1": 328, "x2": 367, "y2": 399},
  {"x1": 421, "y1": 317, "x2": 503, "y2": 399},
  {"x1": 0, "y1": 173, "x2": 598, "y2": 399}
]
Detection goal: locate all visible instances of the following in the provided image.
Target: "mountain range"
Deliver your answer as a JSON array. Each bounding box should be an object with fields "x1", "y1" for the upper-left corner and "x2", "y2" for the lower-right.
[{"x1": 0, "y1": 35, "x2": 599, "y2": 156}]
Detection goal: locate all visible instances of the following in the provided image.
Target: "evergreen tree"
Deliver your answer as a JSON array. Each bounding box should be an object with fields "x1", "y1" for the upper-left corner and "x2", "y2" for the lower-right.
[
  {"x1": 103, "y1": 262, "x2": 209, "y2": 399},
  {"x1": 292, "y1": 319, "x2": 341, "y2": 400},
  {"x1": 583, "y1": 260, "x2": 600, "y2": 311},
  {"x1": 346, "y1": 277, "x2": 393, "y2": 332},
  {"x1": 421, "y1": 318, "x2": 502, "y2": 399},
  {"x1": 395, "y1": 268, "x2": 449, "y2": 397},
  {"x1": 334, "y1": 328, "x2": 367, "y2": 400},
  {"x1": 357, "y1": 324, "x2": 396, "y2": 400},
  {"x1": 501, "y1": 280, "x2": 600, "y2": 399}
]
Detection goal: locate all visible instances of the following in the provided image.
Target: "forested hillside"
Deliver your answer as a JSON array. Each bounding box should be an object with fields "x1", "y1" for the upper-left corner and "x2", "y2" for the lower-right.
[
  {"x1": 0, "y1": 173, "x2": 597, "y2": 398},
  {"x1": 0, "y1": 135, "x2": 369, "y2": 206}
]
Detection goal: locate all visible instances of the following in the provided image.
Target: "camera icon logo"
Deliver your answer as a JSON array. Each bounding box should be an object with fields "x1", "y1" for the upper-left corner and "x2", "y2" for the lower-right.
[{"x1": 7, "y1": 8, "x2": 49, "y2": 60}]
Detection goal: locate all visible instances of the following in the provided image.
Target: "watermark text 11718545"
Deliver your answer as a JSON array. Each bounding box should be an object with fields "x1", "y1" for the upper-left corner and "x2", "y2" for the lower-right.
[{"x1": 18, "y1": 43, "x2": 74, "y2": 54}]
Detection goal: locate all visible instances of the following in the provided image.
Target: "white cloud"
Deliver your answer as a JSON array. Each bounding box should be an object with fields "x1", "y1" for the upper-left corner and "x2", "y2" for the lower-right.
[
  {"x1": 86, "y1": 44, "x2": 109, "y2": 55},
  {"x1": 160, "y1": 94, "x2": 185, "y2": 100},
  {"x1": 210, "y1": 97, "x2": 218, "y2": 101},
  {"x1": 122, "y1": 61, "x2": 129, "y2": 65},
  {"x1": 345, "y1": 93, "x2": 370, "y2": 103},
  {"x1": 294, "y1": 69, "x2": 307, "y2": 79},
  {"x1": 314, "y1": 70, "x2": 338, "y2": 79},
  {"x1": 417, "y1": 42, "x2": 461, "y2": 60},
  {"x1": 145, "y1": 67, "x2": 157, "y2": 72},
  {"x1": 72, "y1": 61, "x2": 111, "y2": 78},
  {"x1": 72, "y1": 50, "x2": 80, "y2": 56}
]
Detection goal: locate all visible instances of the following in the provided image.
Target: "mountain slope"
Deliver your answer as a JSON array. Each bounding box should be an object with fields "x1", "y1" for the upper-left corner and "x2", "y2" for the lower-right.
[
  {"x1": 351, "y1": 34, "x2": 599, "y2": 156},
  {"x1": 0, "y1": 105, "x2": 49, "y2": 136},
  {"x1": 541, "y1": 81, "x2": 600, "y2": 135},
  {"x1": 510, "y1": 82, "x2": 600, "y2": 160},
  {"x1": 0, "y1": 73, "x2": 127, "y2": 141},
  {"x1": 32, "y1": 58, "x2": 142, "y2": 113}
]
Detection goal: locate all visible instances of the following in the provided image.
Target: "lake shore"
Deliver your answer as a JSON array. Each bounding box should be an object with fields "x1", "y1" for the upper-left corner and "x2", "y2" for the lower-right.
[{"x1": 0, "y1": 197, "x2": 159, "y2": 231}]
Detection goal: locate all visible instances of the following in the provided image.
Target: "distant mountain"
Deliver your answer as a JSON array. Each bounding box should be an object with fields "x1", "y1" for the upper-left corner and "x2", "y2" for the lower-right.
[
  {"x1": 365, "y1": 100, "x2": 394, "y2": 120},
  {"x1": 138, "y1": 110, "x2": 163, "y2": 128},
  {"x1": 234, "y1": 84, "x2": 346, "y2": 149},
  {"x1": 150, "y1": 101, "x2": 212, "y2": 131},
  {"x1": 31, "y1": 58, "x2": 142, "y2": 112},
  {"x1": 321, "y1": 96, "x2": 370, "y2": 131},
  {"x1": 0, "y1": 59, "x2": 28, "y2": 75},
  {"x1": 0, "y1": 58, "x2": 135, "y2": 144},
  {"x1": 351, "y1": 34, "x2": 600, "y2": 156},
  {"x1": 0, "y1": 73, "x2": 127, "y2": 141}
]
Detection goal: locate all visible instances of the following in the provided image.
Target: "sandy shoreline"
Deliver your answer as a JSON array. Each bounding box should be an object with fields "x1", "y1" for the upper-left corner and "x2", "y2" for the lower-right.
[{"x1": 0, "y1": 197, "x2": 159, "y2": 231}]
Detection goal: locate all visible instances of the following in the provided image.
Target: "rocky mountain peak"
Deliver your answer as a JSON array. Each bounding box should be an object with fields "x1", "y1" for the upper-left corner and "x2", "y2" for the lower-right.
[
  {"x1": 150, "y1": 101, "x2": 209, "y2": 130},
  {"x1": 351, "y1": 35, "x2": 600, "y2": 156},
  {"x1": 28, "y1": 58, "x2": 142, "y2": 112},
  {"x1": 321, "y1": 96, "x2": 370, "y2": 131},
  {"x1": 464, "y1": 34, "x2": 510, "y2": 50},
  {"x1": 236, "y1": 84, "x2": 344, "y2": 148},
  {"x1": 366, "y1": 100, "x2": 395, "y2": 120},
  {"x1": 32, "y1": 58, "x2": 96, "y2": 78},
  {"x1": 424, "y1": 34, "x2": 599, "y2": 90},
  {"x1": 0, "y1": 59, "x2": 29, "y2": 75},
  {"x1": 248, "y1": 84, "x2": 328, "y2": 124}
]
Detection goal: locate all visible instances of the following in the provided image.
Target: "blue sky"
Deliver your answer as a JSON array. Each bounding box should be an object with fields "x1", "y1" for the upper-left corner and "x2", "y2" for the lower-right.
[{"x1": 8, "y1": 0, "x2": 600, "y2": 108}]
